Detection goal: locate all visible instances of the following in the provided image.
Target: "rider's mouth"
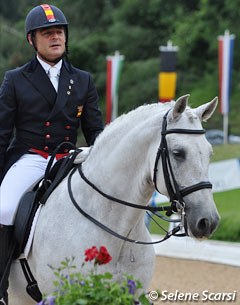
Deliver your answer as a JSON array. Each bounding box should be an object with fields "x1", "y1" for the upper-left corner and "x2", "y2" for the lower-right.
[{"x1": 50, "y1": 44, "x2": 61, "y2": 48}]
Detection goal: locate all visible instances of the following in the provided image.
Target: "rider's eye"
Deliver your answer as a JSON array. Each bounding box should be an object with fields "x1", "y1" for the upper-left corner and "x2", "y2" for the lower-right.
[{"x1": 172, "y1": 149, "x2": 185, "y2": 160}]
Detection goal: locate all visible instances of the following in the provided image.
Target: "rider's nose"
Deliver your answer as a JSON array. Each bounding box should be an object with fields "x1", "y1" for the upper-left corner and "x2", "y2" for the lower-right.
[{"x1": 51, "y1": 32, "x2": 59, "y2": 39}]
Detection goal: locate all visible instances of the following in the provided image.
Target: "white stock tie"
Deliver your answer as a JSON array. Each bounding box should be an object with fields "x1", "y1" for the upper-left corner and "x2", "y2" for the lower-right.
[{"x1": 49, "y1": 67, "x2": 59, "y2": 92}]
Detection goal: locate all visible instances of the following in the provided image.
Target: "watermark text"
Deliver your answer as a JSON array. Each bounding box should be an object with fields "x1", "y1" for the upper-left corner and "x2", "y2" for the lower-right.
[{"x1": 148, "y1": 290, "x2": 237, "y2": 302}]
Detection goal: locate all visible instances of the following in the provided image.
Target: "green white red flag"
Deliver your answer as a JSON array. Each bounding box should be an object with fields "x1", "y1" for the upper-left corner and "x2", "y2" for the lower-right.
[{"x1": 106, "y1": 51, "x2": 124, "y2": 123}]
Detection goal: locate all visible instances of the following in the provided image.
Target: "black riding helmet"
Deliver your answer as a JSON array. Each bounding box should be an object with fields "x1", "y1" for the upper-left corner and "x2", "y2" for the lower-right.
[{"x1": 25, "y1": 4, "x2": 69, "y2": 54}]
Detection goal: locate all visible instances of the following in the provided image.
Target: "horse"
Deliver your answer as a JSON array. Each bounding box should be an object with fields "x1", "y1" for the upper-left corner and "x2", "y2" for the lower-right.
[{"x1": 9, "y1": 94, "x2": 220, "y2": 305}]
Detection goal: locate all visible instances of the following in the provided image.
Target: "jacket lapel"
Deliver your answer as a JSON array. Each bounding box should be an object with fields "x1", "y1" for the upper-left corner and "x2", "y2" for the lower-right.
[
  {"x1": 49, "y1": 61, "x2": 77, "y2": 117},
  {"x1": 22, "y1": 57, "x2": 57, "y2": 107}
]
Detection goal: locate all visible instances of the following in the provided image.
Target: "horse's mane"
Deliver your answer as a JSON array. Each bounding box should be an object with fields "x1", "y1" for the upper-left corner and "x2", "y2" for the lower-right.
[
  {"x1": 90, "y1": 101, "x2": 198, "y2": 159},
  {"x1": 93, "y1": 102, "x2": 172, "y2": 148}
]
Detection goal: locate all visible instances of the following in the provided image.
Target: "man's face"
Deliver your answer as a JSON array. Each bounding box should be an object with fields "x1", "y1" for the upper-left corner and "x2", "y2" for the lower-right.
[{"x1": 31, "y1": 26, "x2": 66, "y2": 64}]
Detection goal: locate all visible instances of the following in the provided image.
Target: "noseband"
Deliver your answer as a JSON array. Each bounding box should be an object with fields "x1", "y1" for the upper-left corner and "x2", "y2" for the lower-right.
[
  {"x1": 153, "y1": 110, "x2": 212, "y2": 216},
  {"x1": 68, "y1": 108, "x2": 213, "y2": 244}
]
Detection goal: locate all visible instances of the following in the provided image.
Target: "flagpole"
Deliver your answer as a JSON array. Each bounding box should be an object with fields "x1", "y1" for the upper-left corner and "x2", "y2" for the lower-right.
[{"x1": 223, "y1": 113, "x2": 228, "y2": 144}]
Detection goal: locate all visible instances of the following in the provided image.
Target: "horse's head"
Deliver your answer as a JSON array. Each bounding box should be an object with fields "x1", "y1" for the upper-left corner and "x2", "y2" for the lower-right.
[{"x1": 154, "y1": 95, "x2": 220, "y2": 239}]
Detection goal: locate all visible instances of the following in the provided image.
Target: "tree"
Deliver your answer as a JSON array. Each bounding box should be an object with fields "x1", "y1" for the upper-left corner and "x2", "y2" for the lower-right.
[{"x1": 1, "y1": 0, "x2": 240, "y2": 132}]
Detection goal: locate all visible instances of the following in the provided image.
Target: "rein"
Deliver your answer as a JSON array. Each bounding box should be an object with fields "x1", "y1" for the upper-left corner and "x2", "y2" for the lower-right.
[
  {"x1": 78, "y1": 164, "x2": 170, "y2": 213},
  {"x1": 68, "y1": 166, "x2": 182, "y2": 244},
  {"x1": 68, "y1": 109, "x2": 213, "y2": 244}
]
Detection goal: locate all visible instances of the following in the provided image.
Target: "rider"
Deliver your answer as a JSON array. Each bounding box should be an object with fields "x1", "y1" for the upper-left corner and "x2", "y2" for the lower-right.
[{"x1": 0, "y1": 4, "x2": 103, "y2": 304}]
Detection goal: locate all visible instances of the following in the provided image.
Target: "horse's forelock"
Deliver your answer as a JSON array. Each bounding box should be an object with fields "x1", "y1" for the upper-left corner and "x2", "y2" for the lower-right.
[{"x1": 185, "y1": 107, "x2": 199, "y2": 123}]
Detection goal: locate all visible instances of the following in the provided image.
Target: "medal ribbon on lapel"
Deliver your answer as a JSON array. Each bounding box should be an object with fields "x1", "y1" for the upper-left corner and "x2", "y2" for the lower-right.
[{"x1": 41, "y1": 4, "x2": 56, "y2": 22}]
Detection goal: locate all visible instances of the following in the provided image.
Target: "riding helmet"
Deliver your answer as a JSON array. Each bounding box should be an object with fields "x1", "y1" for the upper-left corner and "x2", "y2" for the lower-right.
[{"x1": 25, "y1": 4, "x2": 68, "y2": 41}]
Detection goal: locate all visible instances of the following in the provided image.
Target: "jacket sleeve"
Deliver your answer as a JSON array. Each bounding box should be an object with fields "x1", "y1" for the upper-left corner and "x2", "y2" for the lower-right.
[
  {"x1": 81, "y1": 73, "x2": 104, "y2": 146},
  {"x1": 0, "y1": 71, "x2": 16, "y2": 176}
]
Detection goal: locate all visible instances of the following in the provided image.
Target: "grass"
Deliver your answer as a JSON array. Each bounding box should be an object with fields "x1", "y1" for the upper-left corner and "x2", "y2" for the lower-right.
[
  {"x1": 211, "y1": 143, "x2": 240, "y2": 162},
  {"x1": 211, "y1": 189, "x2": 240, "y2": 242}
]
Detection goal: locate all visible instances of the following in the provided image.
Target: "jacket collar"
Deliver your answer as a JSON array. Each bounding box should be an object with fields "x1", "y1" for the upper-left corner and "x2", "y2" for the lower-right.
[
  {"x1": 26, "y1": 56, "x2": 74, "y2": 74},
  {"x1": 23, "y1": 56, "x2": 77, "y2": 115}
]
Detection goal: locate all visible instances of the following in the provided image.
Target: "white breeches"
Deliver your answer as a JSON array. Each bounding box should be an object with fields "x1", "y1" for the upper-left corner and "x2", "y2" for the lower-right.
[{"x1": 0, "y1": 154, "x2": 55, "y2": 225}]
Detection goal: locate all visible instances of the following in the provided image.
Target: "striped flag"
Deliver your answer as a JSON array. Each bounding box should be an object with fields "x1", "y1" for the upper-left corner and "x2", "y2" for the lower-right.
[
  {"x1": 218, "y1": 30, "x2": 235, "y2": 115},
  {"x1": 106, "y1": 51, "x2": 124, "y2": 123},
  {"x1": 159, "y1": 41, "x2": 178, "y2": 103}
]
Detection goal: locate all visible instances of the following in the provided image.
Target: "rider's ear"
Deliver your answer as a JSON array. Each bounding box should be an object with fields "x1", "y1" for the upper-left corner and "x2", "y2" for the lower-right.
[
  {"x1": 171, "y1": 94, "x2": 190, "y2": 120},
  {"x1": 28, "y1": 33, "x2": 33, "y2": 45},
  {"x1": 195, "y1": 97, "x2": 218, "y2": 122}
]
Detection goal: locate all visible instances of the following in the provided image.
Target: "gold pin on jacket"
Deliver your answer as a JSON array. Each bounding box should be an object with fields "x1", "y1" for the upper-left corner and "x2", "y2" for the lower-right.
[{"x1": 77, "y1": 106, "x2": 83, "y2": 117}]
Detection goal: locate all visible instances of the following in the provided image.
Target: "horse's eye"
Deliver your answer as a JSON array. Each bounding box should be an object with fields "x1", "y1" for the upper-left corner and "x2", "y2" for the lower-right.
[{"x1": 172, "y1": 149, "x2": 185, "y2": 160}]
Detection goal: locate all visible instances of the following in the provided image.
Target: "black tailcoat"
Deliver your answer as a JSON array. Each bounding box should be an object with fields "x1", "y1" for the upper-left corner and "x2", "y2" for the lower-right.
[{"x1": 0, "y1": 57, "x2": 103, "y2": 181}]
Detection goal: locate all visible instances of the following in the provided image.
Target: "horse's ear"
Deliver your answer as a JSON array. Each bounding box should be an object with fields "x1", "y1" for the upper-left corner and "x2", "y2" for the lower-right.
[
  {"x1": 171, "y1": 94, "x2": 190, "y2": 120},
  {"x1": 195, "y1": 97, "x2": 218, "y2": 122}
]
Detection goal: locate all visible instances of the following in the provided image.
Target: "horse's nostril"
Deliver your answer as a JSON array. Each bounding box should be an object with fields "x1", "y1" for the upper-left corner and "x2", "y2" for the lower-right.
[{"x1": 197, "y1": 218, "x2": 210, "y2": 233}]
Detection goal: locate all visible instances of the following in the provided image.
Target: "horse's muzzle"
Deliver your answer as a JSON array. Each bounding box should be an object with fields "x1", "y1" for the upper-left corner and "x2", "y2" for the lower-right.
[{"x1": 186, "y1": 212, "x2": 220, "y2": 239}]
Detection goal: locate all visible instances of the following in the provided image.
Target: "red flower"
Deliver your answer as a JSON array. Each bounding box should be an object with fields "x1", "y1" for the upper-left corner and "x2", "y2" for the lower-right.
[
  {"x1": 95, "y1": 246, "x2": 112, "y2": 265},
  {"x1": 84, "y1": 246, "x2": 112, "y2": 265},
  {"x1": 84, "y1": 246, "x2": 98, "y2": 262}
]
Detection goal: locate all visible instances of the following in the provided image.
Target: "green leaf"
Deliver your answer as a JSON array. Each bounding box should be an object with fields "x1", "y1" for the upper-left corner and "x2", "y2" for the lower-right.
[
  {"x1": 76, "y1": 299, "x2": 89, "y2": 305},
  {"x1": 139, "y1": 294, "x2": 152, "y2": 305},
  {"x1": 102, "y1": 272, "x2": 113, "y2": 279}
]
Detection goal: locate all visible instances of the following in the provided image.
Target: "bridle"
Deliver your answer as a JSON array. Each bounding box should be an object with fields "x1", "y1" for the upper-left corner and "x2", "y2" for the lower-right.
[
  {"x1": 68, "y1": 109, "x2": 212, "y2": 244},
  {"x1": 153, "y1": 110, "x2": 212, "y2": 216}
]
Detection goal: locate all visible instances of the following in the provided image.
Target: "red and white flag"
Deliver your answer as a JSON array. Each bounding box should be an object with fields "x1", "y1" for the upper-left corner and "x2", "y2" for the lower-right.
[{"x1": 218, "y1": 30, "x2": 235, "y2": 115}]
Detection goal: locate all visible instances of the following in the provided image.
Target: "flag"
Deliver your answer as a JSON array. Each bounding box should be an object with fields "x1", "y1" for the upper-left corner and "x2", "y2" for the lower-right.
[
  {"x1": 159, "y1": 41, "x2": 178, "y2": 102},
  {"x1": 106, "y1": 51, "x2": 124, "y2": 123},
  {"x1": 218, "y1": 30, "x2": 235, "y2": 115}
]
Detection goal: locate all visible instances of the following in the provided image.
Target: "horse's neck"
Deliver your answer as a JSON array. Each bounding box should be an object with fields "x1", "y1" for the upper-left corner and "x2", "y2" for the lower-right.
[
  {"x1": 72, "y1": 104, "x2": 169, "y2": 232},
  {"x1": 82, "y1": 156, "x2": 153, "y2": 211},
  {"x1": 83, "y1": 120, "x2": 160, "y2": 205}
]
